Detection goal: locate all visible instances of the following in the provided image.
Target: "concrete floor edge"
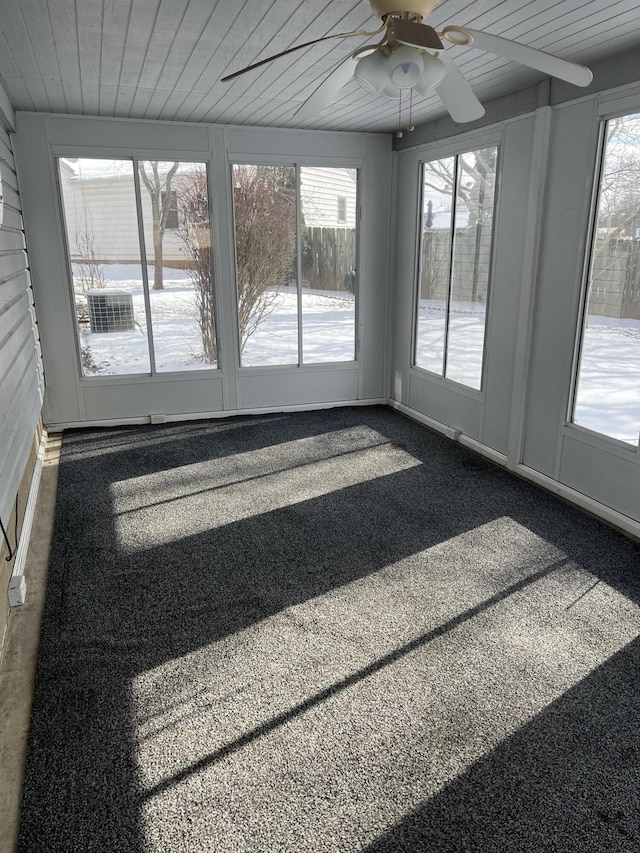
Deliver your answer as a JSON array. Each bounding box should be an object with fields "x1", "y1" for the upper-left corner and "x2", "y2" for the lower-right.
[{"x1": 0, "y1": 435, "x2": 62, "y2": 853}]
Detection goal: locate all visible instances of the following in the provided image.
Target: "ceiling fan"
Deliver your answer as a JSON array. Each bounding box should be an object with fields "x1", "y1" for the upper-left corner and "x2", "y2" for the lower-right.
[{"x1": 221, "y1": 0, "x2": 593, "y2": 126}]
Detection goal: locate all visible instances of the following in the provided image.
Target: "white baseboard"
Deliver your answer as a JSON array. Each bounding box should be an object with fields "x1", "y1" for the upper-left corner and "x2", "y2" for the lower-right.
[
  {"x1": 389, "y1": 400, "x2": 639, "y2": 541},
  {"x1": 387, "y1": 400, "x2": 461, "y2": 441},
  {"x1": 515, "y1": 464, "x2": 640, "y2": 541},
  {"x1": 8, "y1": 430, "x2": 47, "y2": 608},
  {"x1": 45, "y1": 399, "x2": 389, "y2": 431},
  {"x1": 42, "y1": 399, "x2": 640, "y2": 544}
]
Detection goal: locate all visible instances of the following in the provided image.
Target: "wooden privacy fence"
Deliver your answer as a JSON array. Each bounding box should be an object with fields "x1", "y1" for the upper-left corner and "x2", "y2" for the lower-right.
[
  {"x1": 420, "y1": 225, "x2": 493, "y2": 304},
  {"x1": 589, "y1": 237, "x2": 640, "y2": 319},
  {"x1": 301, "y1": 226, "x2": 356, "y2": 292}
]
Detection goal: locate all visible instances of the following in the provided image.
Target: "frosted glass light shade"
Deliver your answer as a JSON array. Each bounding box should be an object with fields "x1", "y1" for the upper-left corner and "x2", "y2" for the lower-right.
[
  {"x1": 354, "y1": 51, "x2": 390, "y2": 94},
  {"x1": 354, "y1": 47, "x2": 444, "y2": 100},
  {"x1": 388, "y1": 46, "x2": 424, "y2": 89},
  {"x1": 413, "y1": 53, "x2": 447, "y2": 94}
]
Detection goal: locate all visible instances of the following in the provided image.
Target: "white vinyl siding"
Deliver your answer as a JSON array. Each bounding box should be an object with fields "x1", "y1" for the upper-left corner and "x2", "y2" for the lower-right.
[
  {"x1": 0, "y1": 125, "x2": 43, "y2": 525},
  {"x1": 59, "y1": 163, "x2": 359, "y2": 254},
  {"x1": 59, "y1": 162, "x2": 186, "y2": 264},
  {"x1": 300, "y1": 167, "x2": 357, "y2": 228}
]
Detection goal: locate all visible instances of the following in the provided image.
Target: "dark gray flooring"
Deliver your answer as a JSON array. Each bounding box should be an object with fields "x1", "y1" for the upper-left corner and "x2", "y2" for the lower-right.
[{"x1": 18, "y1": 406, "x2": 640, "y2": 852}]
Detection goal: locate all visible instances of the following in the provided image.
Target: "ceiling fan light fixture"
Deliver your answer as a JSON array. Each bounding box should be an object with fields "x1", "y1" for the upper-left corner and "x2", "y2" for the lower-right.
[
  {"x1": 388, "y1": 46, "x2": 424, "y2": 88},
  {"x1": 354, "y1": 50, "x2": 390, "y2": 94},
  {"x1": 413, "y1": 52, "x2": 446, "y2": 94},
  {"x1": 379, "y1": 79, "x2": 402, "y2": 99}
]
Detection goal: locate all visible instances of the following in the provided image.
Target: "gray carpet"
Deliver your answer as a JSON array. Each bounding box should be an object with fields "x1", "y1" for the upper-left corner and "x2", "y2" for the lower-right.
[{"x1": 18, "y1": 406, "x2": 640, "y2": 852}]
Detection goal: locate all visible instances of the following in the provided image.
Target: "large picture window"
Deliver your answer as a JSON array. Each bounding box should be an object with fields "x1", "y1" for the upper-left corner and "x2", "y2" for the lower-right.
[
  {"x1": 572, "y1": 113, "x2": 640, "y2": 446},
  {"x1": 232, "y1": 164, "x2": 357, "y2": 367},
  {"x1": 414, "y1": 146, "x2": 498, "y2": 390},
  {"x1": 58, "y1": 158, "x2": 217, "y2": 377}
]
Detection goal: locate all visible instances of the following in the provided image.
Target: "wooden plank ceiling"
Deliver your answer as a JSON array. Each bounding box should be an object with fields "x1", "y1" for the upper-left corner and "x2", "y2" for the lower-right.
[{"x1": 0, "y1": 0, "x2": 638, "y2": 133}]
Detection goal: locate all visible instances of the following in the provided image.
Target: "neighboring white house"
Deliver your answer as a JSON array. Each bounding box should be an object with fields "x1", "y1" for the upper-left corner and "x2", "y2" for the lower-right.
[
  {"x1": 300, "y1": 166, "x2": 357, "y2": 228},
  {"x1": 59, "y1": 160, "x2": 358, "y2": 273},
  {"x1": 59, "y1": 158, "x2": 190, "y2": 269}
]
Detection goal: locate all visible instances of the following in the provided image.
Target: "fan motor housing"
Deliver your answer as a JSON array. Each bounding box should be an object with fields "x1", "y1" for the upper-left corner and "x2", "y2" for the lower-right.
[
  {"x1": 388, "y1": 19, "x2": 444, "y2": 50},
  {"x1": 370, "y1": 0, "x2": 440, "y2": 22}
]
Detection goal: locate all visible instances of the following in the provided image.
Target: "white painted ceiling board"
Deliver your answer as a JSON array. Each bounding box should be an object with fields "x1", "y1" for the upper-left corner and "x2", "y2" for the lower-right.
[{"x1": 0, "y1": 0, "x2": 637, "y2": 133}]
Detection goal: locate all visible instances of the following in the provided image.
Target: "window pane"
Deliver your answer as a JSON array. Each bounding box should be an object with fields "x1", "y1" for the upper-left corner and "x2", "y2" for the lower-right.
[
  {"x1": 300, "y1": 167, "x2": 357, "y2": 363},
  {"x1": 59, "y1": 158, "x2": 150, "y2": 376},
  {"x1": 573, "y1": 114, "x2": 640, "y2": 445},
  {"x1": 139, "y1": 161, "x2": 217, "y2": 371},
  {"x1": 233, "y1": 165, "x2": 298, "y2": 366},
  {"x1": 445, "y1": 147, "x2": 498, "y2": 389},
  {"x1": 415, "y1": 157, "x2": 454, "y2": 374}
]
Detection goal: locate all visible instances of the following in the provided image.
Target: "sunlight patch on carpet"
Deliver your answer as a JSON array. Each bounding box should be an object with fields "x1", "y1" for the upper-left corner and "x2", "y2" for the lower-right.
[
  {"x1": 111, "y1": 427, "x2": 421, "y2": 551},
  {"x1": 129, "y1": 517, "x2": 640, "y2": 852}
]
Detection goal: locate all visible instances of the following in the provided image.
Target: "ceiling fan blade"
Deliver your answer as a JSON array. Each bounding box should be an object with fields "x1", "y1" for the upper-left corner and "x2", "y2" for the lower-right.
[
  {"x1": 436, "y1": 54, "x2": 485, "y2": 123},
  {"x1": 294, "y1": 56, "x2": 357, "y2": 120},
  {"x1": 463, "y1": 28, "x2": 593, "y2": 87},
  {"x1": 221, "y1": 24, "x2": 384, "y2": 83}
]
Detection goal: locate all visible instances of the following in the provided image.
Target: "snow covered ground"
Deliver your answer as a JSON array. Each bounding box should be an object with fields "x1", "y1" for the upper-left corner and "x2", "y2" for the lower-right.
[
  {"x1": 78, "y1": 282, "x2": 639, "y2": 446},
  {"x1": 415, "y1": 300, "x2": 487, "y2": 390},
  {"x1": 573, "y1": 314, "x2": 640, "y2": 445},
  {"x1": 78, "y1": 279, "x2": 355, "y2": 373}
]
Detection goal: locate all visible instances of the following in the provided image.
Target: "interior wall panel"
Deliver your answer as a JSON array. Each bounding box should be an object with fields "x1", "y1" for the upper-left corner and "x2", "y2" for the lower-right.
[
  {"x1": 391, "y1": 121, "x2": 532, "y2": 453},
  {"x1": 237, "y1": 368, "x2": 360, "y2": 411},
  {"x1": 521, "y1": 99, "x2": 597, "y2": 477},
  {"x1": 523, "y1": 92, "x2": 640, "y2": 524},
  {"x1": 80, "y1": 377, "x2": 225, "y2": 424},
  {"x1": 559, "y1": 434, "x2": 639, "y2": 520},
  {"x1": 0, "y1": 122, "x2": 43, "y2": 526},
  {"x1": 13, "y1": 113, "x2": 392, "y2": 428}
]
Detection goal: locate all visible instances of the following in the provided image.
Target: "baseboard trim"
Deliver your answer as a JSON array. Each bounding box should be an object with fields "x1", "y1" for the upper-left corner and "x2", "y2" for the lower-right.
[
  {"x1": 44, "y1": 398, "x2": 640, "y2": 542},
  {"x1": 389, "y1": 400, "x2": 639, "y2": 540},
  {"x1": 45, "y1": 399, "x2": 389, "y2": 431},
  {"x1": 515, "y1": 464, "x2": 640, "y2": 541},
  {"x1": 8, "y1": 430, "x2": 47, "y2": 608},
  {"x1": 387, "y1": 400, "x2": 461, "y2": 441},
  {"x1": 457, "y1": 434, "x2": 508, "y2": 467}
]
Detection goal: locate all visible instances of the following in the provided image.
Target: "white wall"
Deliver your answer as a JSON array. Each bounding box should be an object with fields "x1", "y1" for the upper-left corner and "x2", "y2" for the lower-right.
[
  {"x1": 13, "y1": 115, "x2": 392, "y2": 426},
  {"x1": 11, "y1": 68, "x2": 640, "y2": 533},
  {"x1": 390, "y1": 77, "x2": 640, "y2": 532},
  {"x1": 0, "y1": 113, "x2": 43, "y2": 527},
  {"x1": 523, "y1": 90, "x2": 640, "y2": 522}
]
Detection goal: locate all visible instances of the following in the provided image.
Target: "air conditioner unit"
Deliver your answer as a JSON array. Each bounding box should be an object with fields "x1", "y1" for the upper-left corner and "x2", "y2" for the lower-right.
[{"x1": 87, "y1": 289, "x2": 135, "y2": 333}]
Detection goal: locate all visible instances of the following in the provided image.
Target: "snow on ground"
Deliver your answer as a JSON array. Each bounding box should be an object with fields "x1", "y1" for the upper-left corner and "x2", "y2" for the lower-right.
[
  {"x1": 78, "y1": 283, "x2": 640, "y2": 446},
  {"x1": 415, "y1": 303, "x2": 640, "y2": 445},
  {"x1": 574, "y1": 314, "x2": 640, "y2": 445},
  {"x1": 78, "y1": 280, "x2": 355, "y2": 373},
  {"x1": 415, "y1": 300, "x2": 487, "y2": 390}
]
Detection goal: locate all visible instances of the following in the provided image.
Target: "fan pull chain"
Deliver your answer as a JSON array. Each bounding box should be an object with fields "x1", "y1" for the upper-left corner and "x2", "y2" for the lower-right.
[{"x1": 396, "y1": 88, "x2": 415, "y2": 139}]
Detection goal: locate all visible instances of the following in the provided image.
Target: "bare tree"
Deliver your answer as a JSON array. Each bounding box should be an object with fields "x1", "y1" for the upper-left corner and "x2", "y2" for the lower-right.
[
  {"x1": 176, "y1": 164, "x2": 297, "y2": 359},
  {"x1": 138, "y1": 161, "x2": 180, "y2": 290},
  {"x1": 596, "y1": 116, "x2": 640, "y2": 238},
  {"x1": 175, "y1": 167, "x2": 217, "y2": 364},
  {"x1": 73, "y1": 230, "x2": 105, "y2": 294},
  {"x1": 589, "y1": 115, "x2": 640, "y2": 319},
  {"x1": 420, "y1": 148, "x2": 497, "y2": 301},
  {"x1": 422, "y1": 147, "x2": 497, "y2": 227},
  {"x1": 232, "y1": 165, "x2": 296, "y2": 351}
]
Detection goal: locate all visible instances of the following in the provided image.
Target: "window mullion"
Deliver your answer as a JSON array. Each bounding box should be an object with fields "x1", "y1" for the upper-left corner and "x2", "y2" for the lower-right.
[
  {"x1": 296, "y1": 164, "x2": 303, "y2": 367},
  {"x1": 442, "y1": 154, "x2": 459, "y2": 379},
  {"x1": 132, "y1": 158, "x2": 157, "y2": 375}
]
